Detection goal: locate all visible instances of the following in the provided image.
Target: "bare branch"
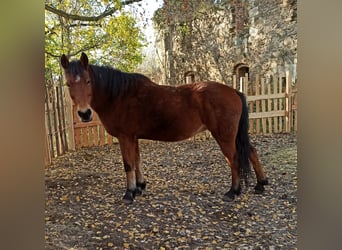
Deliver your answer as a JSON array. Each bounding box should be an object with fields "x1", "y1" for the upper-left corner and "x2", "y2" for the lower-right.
[{"x1": 45, "y1": 0, "x2": 143, "y2": 21}]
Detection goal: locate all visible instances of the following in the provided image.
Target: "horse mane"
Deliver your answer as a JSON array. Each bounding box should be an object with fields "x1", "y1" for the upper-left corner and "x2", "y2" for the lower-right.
[
  {"x1": 65, "y1": 60, "x2": 153, "y2": 101},
  {"x1": 89, "y1": 65, "x2": 153, "y2": 101}
]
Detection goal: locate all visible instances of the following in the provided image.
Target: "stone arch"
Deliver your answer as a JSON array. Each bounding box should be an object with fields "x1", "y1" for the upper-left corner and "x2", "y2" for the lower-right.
[{"x1": 233, "y1": 63, "x2": 249, "y2": 78}]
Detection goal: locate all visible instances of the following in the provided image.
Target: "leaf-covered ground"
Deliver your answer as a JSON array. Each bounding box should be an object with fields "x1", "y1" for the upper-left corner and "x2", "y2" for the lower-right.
[{"x1": 45, "y1": 133, "x2": 297, "y2": 249}]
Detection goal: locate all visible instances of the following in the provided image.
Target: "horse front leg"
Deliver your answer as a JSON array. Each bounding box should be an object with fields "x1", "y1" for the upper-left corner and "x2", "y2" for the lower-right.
[
  {"x1": 118, "y1": 135, "x2": 138, "y2": 204},
  {"x1": 134, "y1": 141, "x2": 146, "y2": 196}
]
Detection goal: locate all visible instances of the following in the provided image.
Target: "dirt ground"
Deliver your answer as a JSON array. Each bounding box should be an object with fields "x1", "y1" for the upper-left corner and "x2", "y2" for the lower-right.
[{"x1": 45, "y1": 133, "x2": 297, "y2": 249}]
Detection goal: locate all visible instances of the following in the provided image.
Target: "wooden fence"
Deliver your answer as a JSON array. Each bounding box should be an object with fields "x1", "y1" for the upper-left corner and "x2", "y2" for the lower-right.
[
  {"x1": 45, "y1": 80, "x2": 115, "y2": 165},
  {"x1": 233, "y1": 72, "x2": 297, "y2": 134},
  {"x1": 45, "y1": 74, "x2": 70, "y2": 165},
  {"x1": 45, "y1": 72, "x2": 297, "y2": 165},
  {"x1": 71, "y1": 103, "x2": 116, "y2": 149}
]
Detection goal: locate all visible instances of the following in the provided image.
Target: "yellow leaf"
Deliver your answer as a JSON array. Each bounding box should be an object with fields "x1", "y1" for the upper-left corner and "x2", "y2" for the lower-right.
[
  {"x1": 123, "y1": 242, "x2": 129, "y2": 248},
  {"x1": 60, "y1": 195, "x2": 68, "y2": 201},
  {"x1": 177, "y1": 210, "x2": 183, "y2": 218},
  {"x1": 233, "y1": 231, "x2": 240, "y2": 236},
  {"x1": 75, "y1": 195, "x2": 80, "y2": 202},
  {"x1": 107, "y1": 242, "x2": 114, "y2": 247}
]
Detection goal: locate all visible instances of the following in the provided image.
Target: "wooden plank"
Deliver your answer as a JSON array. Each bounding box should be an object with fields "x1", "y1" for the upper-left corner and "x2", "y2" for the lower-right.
[
  {"x1": 51, "y1": 87, "x2": 61, "y2": 156},
  {"x1": 243, "y1": 73, "x2": 248, "y2": 95},
  {"x1": 88, "y1": 127, "x2": 93, "y2": 146},
  {"x1": 60, "y1": 80, "x2": 69, "y2": 151},
  {"x1": 249, "y1": 98, "x2": 254, "y2": 134},
  {"x1": 267, "y1": 81, "x2": 272, "y2": 133},
  {"x1": 279, "y1": 78, "x2": 283, "y2": 132},
  {"x1": 292, "y1": 87, "x2": 298, "y2": 132},
  {"x1": 83, "y1": 127, "x2": 89, "y2": 147},
  {"x1": 285, "y1": 71, "x2": 291, "y2": 132},
  {"x1": 56, "y1": 86, "x2": 65, "y2": 154},
  {"x1": 249, "y1": 110, "x2": 286, "y2": 119},
  {"x1": 246, "y1": 92, "x2": 285, "y2": 102},
  {"x1": 255, "y1": 74, "x2": 260, "y2": 134},
  {"x1": 261, "y1": 78, "x2": 266, "y2": 134},
  {"x1": 99, "y1": 126, "x2": 105, "y2": 145},
  {"x1": 75, "y1": 128, "x2": 81, "y2": 149},
  {"x1": 58, "y1": 78, "x2": 68, "y2": 152},
  {"x1": 273, "y1": 77, "x2": 279, "y2": 133},
  {"x1": 45, "y1": 86, "x2": 55, "y2": 158},
  {"x1": 93, "y1": 126, "x2": 99, "y2": 146},
  {"x1": 64, "y1": 86, "x2": 75, "y2": 150},
  {"x1": 74, "y1": 121, "x2": 103, "y2": 128}
]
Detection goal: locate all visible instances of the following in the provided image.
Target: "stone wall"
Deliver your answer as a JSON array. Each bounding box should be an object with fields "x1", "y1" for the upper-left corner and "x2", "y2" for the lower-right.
[{"x1": 154, "y1": 0, "x2": 297, "y2": 86}]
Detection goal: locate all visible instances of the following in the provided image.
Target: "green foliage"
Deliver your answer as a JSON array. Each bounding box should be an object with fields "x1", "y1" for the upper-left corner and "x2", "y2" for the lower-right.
[
  {"x1": 45, "y1": 0, "x2": 146, "y2": 80},
  {"x1": 177, "y1": 23, "x2": 190, "y2": 38}
]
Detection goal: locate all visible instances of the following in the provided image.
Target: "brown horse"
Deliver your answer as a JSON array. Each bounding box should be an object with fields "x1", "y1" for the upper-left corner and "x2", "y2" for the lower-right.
[{"x1": 60, "y1": 52, "x2": 268, "y2": 204}]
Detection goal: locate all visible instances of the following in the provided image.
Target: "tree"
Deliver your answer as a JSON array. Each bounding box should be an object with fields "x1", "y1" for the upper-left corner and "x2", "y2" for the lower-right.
[{"x1": 45, "y1": 0, "x2": 146, "y2": 79}]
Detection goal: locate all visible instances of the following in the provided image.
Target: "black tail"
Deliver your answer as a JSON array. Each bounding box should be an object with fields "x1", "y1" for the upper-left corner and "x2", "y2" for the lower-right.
[{"x1": 235, "y1": 91, "x2": 251, "y2": 183}]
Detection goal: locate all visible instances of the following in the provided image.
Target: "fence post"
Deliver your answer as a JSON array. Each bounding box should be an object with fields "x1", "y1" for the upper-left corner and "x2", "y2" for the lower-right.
[
  {"x1": 255, "y1": 74, "x2": 261, "y2": 134},
  {"x1": 285, "y1": 71, "x2": 291, "y2": 132},
  {"x1": 261, "y1": 77, "x2": 266, "y2": 134},
  {"x1": 243, "y1": 73, "x2": 248, "y2": 95},
  {"x1": 64, "y1": 86, "x2": 75, "y2": 151},
  {"x1": 239, "y1": 77, "x2": 243, "y2": 92}
]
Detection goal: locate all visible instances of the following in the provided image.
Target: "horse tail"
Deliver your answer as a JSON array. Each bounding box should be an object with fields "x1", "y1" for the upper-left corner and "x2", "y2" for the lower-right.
[{"x1": 235, "y1": 90, "x2": 251, "y2": 183}]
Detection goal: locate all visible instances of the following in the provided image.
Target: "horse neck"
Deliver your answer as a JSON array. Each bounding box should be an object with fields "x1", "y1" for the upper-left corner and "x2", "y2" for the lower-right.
[
  {"x1": 89, "y1": 65, "x2": 149, "y2": 113},
  {"x1": 89, "y1": 65, "x2": 115, "y2": 113}
]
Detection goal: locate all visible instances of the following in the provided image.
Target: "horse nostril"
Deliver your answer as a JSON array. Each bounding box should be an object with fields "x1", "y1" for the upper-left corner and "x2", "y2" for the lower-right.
[{"x1": 77, "y1": 109, "x2": 92, "y2": 122}]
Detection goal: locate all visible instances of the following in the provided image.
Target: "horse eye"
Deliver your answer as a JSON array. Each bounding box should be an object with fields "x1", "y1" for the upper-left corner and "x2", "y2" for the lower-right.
[{"x1": 86, "y1": 80, "x2": 91, "y2": 85}]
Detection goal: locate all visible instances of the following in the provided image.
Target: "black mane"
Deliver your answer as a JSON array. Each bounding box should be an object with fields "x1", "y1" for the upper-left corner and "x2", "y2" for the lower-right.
[
  {"x1": 66, "y1": 60, "x2": 152, "y2": 101},
  {"x1": 89, "y1": 65, "x2": 151, "y2": 100}
]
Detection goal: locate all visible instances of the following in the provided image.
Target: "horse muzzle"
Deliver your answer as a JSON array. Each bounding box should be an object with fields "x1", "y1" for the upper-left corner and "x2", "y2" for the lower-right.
[{"x1": 77, "y1": 109, "x2": 93, "y2": 122}]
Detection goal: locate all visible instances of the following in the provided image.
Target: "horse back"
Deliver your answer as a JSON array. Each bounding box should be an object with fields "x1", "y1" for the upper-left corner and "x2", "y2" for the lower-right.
[{"x1": 99, "y1": 81, "x2": 241, "y2": 141}]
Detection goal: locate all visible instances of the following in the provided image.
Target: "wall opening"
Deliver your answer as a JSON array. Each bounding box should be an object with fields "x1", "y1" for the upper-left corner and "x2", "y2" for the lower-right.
[{"x1": 234, "y1": 63, "x2": 249, "y2": 79}]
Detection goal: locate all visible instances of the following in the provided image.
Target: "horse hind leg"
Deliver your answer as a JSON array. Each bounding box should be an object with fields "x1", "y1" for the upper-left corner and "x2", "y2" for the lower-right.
[
  {"x1": 212, "y1": 136, "x2": 242, "y2": 201},
  {"x1": 249, "y1": 144, "x2": 269, "y2": 194},
  {"x1": 223, "y1": 154, "x2": 242, "y2": 202}
]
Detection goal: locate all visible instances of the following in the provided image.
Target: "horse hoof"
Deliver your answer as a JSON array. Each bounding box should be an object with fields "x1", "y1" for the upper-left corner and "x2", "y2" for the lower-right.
[
  {"x1": 223, "y1": 188, "x2": 239, "y2": 202},
  {"x1": 122, "y1": 190, "x2": 134, "y2": 204},
  {"x1": 135, "y1": 181, "x2": 146, "y2": 196},
  {"x1": 222, "y1": 194, "x2": 235, "y2": 202},
  {"x1": 254, "y1": 184, "x2": 265, "y2": 194},
  {"x1": 135, "y1": 187, "x2": 143, "y2": 196},
  {"x1": 254, "y1": 178, "x2": 269, "y2": 194},
  {"x1": 137, "y1": 181, "x2": 147, "y2": 190},
  {"x1": 260, "y1": 178, "x2": 269, "y2": 185}
]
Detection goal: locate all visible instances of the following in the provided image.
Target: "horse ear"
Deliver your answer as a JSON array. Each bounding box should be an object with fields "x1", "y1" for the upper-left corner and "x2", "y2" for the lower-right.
[
  {"x1": 60, "y1": 54, "x2": 69, "y2": 69},
  {"x1": 80, "y1": 52, "x2": 89, "y2": 68}
]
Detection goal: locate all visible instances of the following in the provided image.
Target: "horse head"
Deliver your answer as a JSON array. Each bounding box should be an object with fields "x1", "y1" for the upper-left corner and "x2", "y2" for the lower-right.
[{"x1": 61, "y1": 52, "x2": 93, "y2": 122}]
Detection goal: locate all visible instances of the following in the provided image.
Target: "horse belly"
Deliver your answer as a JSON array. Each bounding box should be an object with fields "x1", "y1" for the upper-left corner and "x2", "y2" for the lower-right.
[{"x1": 139, "y1": 115, "x2": 205, "y2": 142}]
